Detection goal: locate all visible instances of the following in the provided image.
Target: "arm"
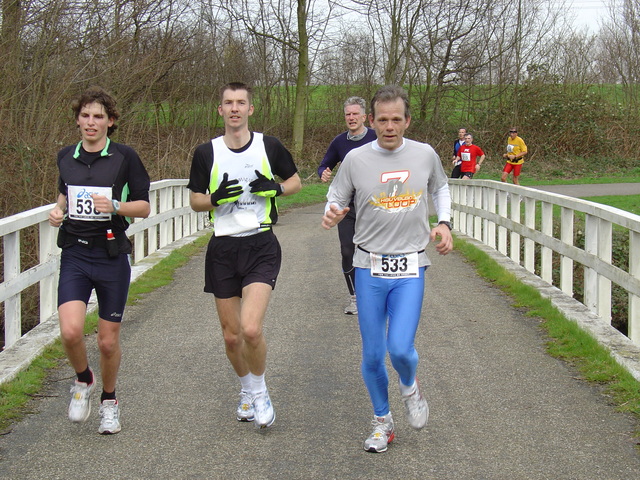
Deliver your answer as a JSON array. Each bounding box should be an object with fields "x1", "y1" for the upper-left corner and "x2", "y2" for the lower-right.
[
  {"x1": 190, "y1": 191, "x2": 215, "y2": 212},
  {"x1": 280, "y1": 172, "x2": 301, "y2": 196},
  {"x1": 48, "y1": 193, "x2": 67, "y2": 227},
  {"x1": 318, "y1": 136, "x2": 342, "y2": 179},
  {"x1": 475, "y1": 154, "x2": 486, "y2": 172},
  {"x1": 430, "y1": 183, "x2": 453, "y2": 255},
  {"x1": 321, "y1": 203, "x2": 350, "y2": 230},
  {"x1": 91, "y1": 195, "x2": 150, "y2": 218}
]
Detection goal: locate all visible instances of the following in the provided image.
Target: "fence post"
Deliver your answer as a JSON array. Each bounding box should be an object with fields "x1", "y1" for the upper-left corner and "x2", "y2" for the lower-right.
[
  {"x1": 630, "y1": 230, "x2": 639, "y2": 344},
  {"x1": 3, "y1": 231, "x2": 21, "y2": 347},
  {"x1": 541, "y1": 202, "x2": 553, "y2": 283},
  {"x1": 560, "y1": 207, "x2": 574, "y2": 296},
  {"x1": 38, "y1": 221, "x2": 58, "y2": 323}
]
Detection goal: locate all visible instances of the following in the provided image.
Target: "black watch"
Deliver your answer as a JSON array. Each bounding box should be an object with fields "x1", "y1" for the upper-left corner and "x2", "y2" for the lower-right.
[{"x1": 438, "y1": 221, "x2": 452, "y2": 231}]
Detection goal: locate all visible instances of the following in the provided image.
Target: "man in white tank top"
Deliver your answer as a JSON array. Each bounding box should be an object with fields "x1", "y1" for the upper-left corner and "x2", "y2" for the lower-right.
[{"x1": 188, "y1": 83, "x2": 301, "y2": 429}]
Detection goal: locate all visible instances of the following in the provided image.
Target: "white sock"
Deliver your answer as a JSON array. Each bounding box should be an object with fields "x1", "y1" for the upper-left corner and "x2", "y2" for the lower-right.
[
  {"x1": 239, "y1": 373, "x2": 252, "y2": 393},
  {"x1": 250, "y1": 372, "x2": 267, "y2": 394},
  {"x1": 399, "y1": 379, "x2": 417, "y2": 397}
]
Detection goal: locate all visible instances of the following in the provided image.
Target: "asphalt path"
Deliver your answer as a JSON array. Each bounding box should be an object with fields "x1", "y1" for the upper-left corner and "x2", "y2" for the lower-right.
[{"x1": 1, "y1": 199, "x2": 640, "y2": 479}]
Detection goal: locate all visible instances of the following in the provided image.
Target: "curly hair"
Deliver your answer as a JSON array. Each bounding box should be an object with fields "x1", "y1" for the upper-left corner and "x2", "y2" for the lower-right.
[{"x1": 71, "y1": 86, "x2": 119, "y2": 136}]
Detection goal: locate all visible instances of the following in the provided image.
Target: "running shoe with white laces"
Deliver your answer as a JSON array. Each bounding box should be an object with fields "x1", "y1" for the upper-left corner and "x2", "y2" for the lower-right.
[
  {"x1": 401, "y1": 379, "x2": 429, "y2": 429},
  {"x1": 236, "y1": 390, "x2": 255, "y2": 422},
  {"x1": 253, "y1": 390, "x2": 275, "y2": 428},
  {"x1": 344, "y1": 295, "x2": 358, "y2": 315},
  {"x1": 98, "y1": 399, "x2": 121, "y2": 434},
  {"x1": 68, "y1": 377, "x2": 95, "y2": 423},
  {"x1": 363, "y1": 413, "x2": 395, "y2": 453}
]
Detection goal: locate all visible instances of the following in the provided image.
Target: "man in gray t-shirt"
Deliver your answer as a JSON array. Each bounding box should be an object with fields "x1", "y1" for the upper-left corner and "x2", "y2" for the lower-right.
[{"x1": 322, "y1": 85, "x2": 453, "y2": 454}]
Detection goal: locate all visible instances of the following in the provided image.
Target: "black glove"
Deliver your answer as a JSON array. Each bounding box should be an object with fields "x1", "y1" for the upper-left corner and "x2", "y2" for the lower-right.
[
  {"x1": 249, "y1": 170, "x2": 283, "y2": 197},
  {"x1": 210, "y1": 173, "x2": 243, "y2": 207}
]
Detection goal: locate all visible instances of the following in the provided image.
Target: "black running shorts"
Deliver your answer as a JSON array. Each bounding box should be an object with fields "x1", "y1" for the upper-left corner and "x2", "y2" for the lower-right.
[
  {"x1": 204, "y1": 230, "x2": 282, "y2": 298},
  {"x1": 58, "y1": 245, "x2": 131, "y2": 322}
]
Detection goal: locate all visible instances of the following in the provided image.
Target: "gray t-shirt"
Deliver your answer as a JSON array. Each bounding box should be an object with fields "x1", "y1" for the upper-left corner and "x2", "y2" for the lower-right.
[{"x1": 326, "y1": 138, "x2": 450, "y2": 268}]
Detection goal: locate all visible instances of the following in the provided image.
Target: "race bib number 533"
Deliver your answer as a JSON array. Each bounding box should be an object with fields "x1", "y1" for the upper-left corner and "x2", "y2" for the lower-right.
[
  {"x1": 370, "y1": 252, "x2": 419, "y2": 278},
  {"x1": 67, "y1": 185, "x2": 113, "y2": 221}
]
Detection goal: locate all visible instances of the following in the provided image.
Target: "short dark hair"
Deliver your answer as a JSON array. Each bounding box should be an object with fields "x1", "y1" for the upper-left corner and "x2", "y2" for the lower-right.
[
  {"x1": 370, "y1": 85, "x2": 410, "y2": 119},
  {"x1": 71, "y1": 86, "x2": 119, "y2": 136},
  {"x1": 220, "y1": 82, "x2": 253, "y2": 103}
]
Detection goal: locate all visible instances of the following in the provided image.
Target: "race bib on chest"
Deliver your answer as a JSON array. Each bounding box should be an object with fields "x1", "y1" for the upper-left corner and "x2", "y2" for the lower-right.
[
  {"x1": 67, "y1": 185, "x2": 112, "y2": 221},
  {"x1": 370, "y1": 252, "x2": 419, "y2": 278},
  {"x1": 461, "y1": 152, "x2": 471, "y2": 162}
]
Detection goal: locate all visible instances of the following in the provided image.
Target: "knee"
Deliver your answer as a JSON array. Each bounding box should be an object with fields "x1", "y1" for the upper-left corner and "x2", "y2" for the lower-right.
[
  {"x1": 388, "y1": 341, "x2": 414, "y2": 366},
  {"x1": 241, "y1": 324, "x2": 263, "y2": 347},
  {"x1": 222, "y1": 331, "x2": 243, "y2": 351},
  {"x1": 362, "y1": 350, "x2": 386, "y2": 372},
  {"x1": 59, "y1": 322, "x2": 84, "y2": 347},
  {"x1": 97, "y1": 332, "x2": 120, "y2": 357}
]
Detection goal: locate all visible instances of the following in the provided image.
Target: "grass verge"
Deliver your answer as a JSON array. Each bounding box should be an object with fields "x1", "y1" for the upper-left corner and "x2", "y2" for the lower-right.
[{"x1": 454, "y1": 235, "x2": 640, "y2": 434}]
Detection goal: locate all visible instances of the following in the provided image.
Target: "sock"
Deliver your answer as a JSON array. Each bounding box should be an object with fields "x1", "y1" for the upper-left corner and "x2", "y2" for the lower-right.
[
  {"x1": 250, "y1": 373, "x2": 267, "y2": 394},
  {"x1": 76, "y1": 366, "x2": 93, "y2": 385},
  {"x1": 101, "y1": 390, "x2": 116, "y2": 403},
  {"x1": 239, "y1": 373, "x2": 252, "y2": 393},
  {"x1": 399, "y1": 379, "x2": 417, "y2": 397}
]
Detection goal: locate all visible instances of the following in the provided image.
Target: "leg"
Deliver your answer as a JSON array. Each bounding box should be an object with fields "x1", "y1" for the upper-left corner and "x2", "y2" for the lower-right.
[
  {"x1": 387, "y1": 270, "x2": 425, "y2": 386},
  {"x1": 215, "y1": 296, "x2": 249, "y2": 377},
  {"x1": 215, "y1": 282, "x2": 272, "y2": 376},
  {"x1": 97, "y1": 319, "x2": 122, "y2": 393},
  {"x1": 355, "y1": 268, "x2": 391, "y2": 417},
  {"x1": 58, "y1": 300, "x2": 90, "y2": 375},
  {"x1": 338, "y1": 208, "x2": 357, "y2": 296},
  {"x1": 239, "y1": 282, "x2": 273, "y2": 375}
]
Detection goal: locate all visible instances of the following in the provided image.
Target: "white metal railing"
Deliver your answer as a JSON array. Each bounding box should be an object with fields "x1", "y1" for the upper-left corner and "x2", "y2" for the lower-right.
[
  {"x1": 450, "y1": 179, "x2": 640, "y2": 346},
  {"x1": 1, "y1": 179, "x2": 207, "y2": 350}
]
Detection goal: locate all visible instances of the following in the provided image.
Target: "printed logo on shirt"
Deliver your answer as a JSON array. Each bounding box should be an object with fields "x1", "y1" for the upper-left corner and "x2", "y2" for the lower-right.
[{"x1": 369, "y1": 169, "x2": 421, "y2": 213}]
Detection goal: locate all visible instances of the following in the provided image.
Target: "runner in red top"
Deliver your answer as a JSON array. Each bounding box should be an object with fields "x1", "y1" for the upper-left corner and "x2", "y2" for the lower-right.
[{"x1": 455, "y1": 133, "x2": 485, "y2": 180}]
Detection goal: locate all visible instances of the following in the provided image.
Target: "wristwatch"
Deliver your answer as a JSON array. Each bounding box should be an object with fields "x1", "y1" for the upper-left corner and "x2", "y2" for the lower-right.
[
  {"x1": 111, "y1": 199, "x2": 120, "y2": 214},
  {"x1": 438, "y1": 220, "x2": 452, "y2": 231}
]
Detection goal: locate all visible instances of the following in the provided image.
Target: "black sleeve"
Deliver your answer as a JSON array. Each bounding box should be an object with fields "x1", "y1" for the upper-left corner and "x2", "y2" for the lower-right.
[
  {"x1": 187, "y1": 142, "x2": 214, "y2": 194},
  {"x1": 263, "y1": 135, "x2": 298, "y2": 180},
  {"x1": 317, "y1": 135, "x2": 342, "y2": 177},
  {"x1": 56, "y1": 146, "x2": 74, "y2": 195},
  {"x1": 120, "y1": 145, "x2": 150, "y2": 203}
]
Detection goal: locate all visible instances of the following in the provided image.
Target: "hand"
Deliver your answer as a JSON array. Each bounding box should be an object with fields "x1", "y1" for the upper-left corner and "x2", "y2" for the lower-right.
[
  {"x1": 320, "y1": 167, "x2": 332, "y2": 183},
  {"x1": 249, "y1": 170, "x2": 282, "y2": 197},
  {"x1": 210, "y1": 172, "x2": 243, "y2": 206},
  {"x1": 430, "y1": 224, "x2": 453, "y2": 255},
  {"x1": 91, "y1": 193, "x2": 114, "y2": 213},
  {"x1": 475, "y1": 164, "x2": 481, "y2": 172},
  {"x1": 48, "y1": 206, "x2": 65, "y2": 227},
  {"x1": 322, "y1": 204, "x2": 350, "y2": 230}
]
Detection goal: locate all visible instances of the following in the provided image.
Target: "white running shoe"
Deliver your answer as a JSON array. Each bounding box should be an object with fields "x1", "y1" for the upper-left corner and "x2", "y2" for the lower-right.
[
  {"x1": 344, "y1": 295, "x2": 358, "y2": 315},
  {"x1": 253, "y1": 390, "x2": 275, "y2": 428},
  {"x1": 236, "y1": 390, "x2": 255, "y2": 422},
  {"x1": 68, "y1": 377, "x2": 95, "y2": 423},
  {"x1": 98, "y1": 399, "x2": 121, "y2": 434},
  {"x1": 363, "y1": 413, "x2": 395, "y2": 453},
  {"x1": 401, "y1": 379, "x2": 429, "y2": 429}
]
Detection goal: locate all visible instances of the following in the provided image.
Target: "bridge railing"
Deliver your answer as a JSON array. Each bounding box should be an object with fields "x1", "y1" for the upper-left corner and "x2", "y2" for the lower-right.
[
  {"x1": 0, "y1": 179, "x2": 207, "y2": 350},
  {"x1": 450, "y1": 179, "x2": 640, "y2": 346}
]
